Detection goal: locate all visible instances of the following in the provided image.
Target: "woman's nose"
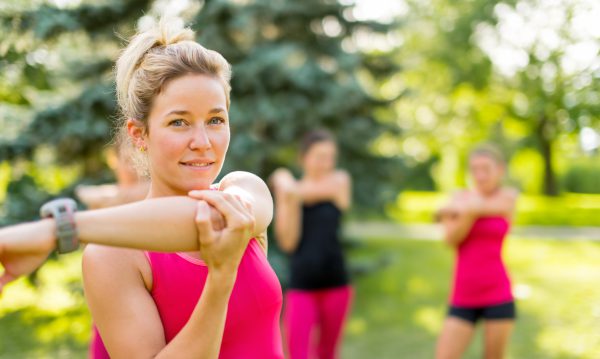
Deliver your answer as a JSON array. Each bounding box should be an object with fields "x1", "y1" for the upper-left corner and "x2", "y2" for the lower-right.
[{"x1": 189, "y1": 125, "x2": 211, "y2": 151}]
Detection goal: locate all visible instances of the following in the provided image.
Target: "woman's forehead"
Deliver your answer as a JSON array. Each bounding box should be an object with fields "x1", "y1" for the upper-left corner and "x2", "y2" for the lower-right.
[{"x1": 153, "y1": 74, "x2": 227, "y2": 116}]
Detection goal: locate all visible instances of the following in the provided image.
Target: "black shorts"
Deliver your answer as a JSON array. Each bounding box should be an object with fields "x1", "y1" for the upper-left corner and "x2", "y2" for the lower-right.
[{"x1": 448, "y1": 301, "x2": 516, "y2": 324}]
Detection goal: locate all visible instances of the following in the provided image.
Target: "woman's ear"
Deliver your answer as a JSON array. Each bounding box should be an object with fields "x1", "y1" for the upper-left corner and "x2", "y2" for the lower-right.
[{"x1": 127, "y1": 119, "x2": 147, "y2": 149}]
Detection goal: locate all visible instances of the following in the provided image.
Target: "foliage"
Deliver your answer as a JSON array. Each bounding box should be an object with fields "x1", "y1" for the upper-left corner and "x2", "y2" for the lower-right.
[
  {"x1": 388, "y1": 191, "x2": 600, "y2": 226},
  {"x1": 386, "y1": 0, "x2": 600, "y2": 195},
  {"x1": 0, "y1": 0, "x2": 402, "y2": 225},
  {"x1": 562, "y1": 157, "x2": 600, "y2": 194}
]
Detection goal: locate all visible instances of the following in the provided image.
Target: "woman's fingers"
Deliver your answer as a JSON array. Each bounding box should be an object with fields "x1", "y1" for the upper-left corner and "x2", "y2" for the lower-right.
[
  {"x1": 191, "y1": 191, "x2": 254, "y2": 233},
  {"x1": 195, "y1": 200, "x2": 214, "y2": 245},
  {"x1": 209, "y1": 205, "x2": 226, "y2": 231},
  {"x1": 189, "y1": 191, "x2": 227, "y2": 231}
]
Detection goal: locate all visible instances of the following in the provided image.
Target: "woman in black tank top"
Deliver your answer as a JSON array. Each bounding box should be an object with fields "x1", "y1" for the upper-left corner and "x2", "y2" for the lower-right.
[{"x1": 271, "y1": 130, "x2": 353, "y2": 359}]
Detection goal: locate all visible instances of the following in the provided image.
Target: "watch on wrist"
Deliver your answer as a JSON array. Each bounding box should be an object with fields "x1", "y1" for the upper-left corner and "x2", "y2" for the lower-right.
[{"x1": 40, "y1": 198, "x2": 79, "y2": 254}]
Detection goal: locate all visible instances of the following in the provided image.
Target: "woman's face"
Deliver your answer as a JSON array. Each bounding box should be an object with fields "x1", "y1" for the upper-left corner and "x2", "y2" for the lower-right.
[
  {"x1": 130, "y1": 74, "x2": 230, "y2": 196},
  {"x1": 302, "y1": 140, "x2": 337, "y2": 178},
  {"x1": 469, "y1": 154, "x2": 504, "y2": 194}
]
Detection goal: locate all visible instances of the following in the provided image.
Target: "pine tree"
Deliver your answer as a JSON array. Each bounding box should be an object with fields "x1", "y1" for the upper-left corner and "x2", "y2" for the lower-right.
[{"x1": 0, "y1": 0, "x2": 401, "y2": 225}]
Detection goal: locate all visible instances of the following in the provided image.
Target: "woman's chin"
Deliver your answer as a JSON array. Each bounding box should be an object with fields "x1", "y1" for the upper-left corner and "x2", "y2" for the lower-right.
[{"x1": 186, "y1": 179, "x2": 216, "y2": 192}]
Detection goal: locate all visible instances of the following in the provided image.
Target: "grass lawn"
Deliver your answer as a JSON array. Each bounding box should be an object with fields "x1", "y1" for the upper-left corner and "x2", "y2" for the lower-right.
[
  {"x1": 1, "y1": 237, "x2": 600, "y2": 358},
  {"x1": 343, "y1": 237, "x2": 600, "y2": 358}
]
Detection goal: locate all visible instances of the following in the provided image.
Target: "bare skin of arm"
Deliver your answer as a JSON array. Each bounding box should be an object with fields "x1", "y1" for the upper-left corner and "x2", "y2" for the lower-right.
[
  {"x1": 298, "y1": 170, "x2": 351, "y2": 210},
  {"x1": 468, "y1": 188, "x2": 518, "y2": 218},
  {"x1": 84, "y1": 195, "x2": 255, "y2": 358},
  {"x1": 0, "y1": 196, "x2": 203, "y2": 293},
  {"x1": 0, "y1": 171, "x2": 272, "y2": 292},
  {"x1": 438, "y1": 193, "x2": 477, "y2": 247},
  {"x1": 437, "y1": 188, "x2": 518, "y2": 247},
  {"x1": 76, "y1": 182, "x2": 150, "y2": 209},
  {"x1": 270, "y1": 168, "x2": 302, "y2": 254},
  {"x1": 189, "y1": 171, "x2": 273, "y2": 252},
  {"x1": 270, "y1": 168, "x2": 351, "y2": 254}
]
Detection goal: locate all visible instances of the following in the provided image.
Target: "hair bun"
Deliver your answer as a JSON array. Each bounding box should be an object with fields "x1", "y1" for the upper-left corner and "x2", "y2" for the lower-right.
[{"x1": 154, "y1": 18, "x2": 195, "y2": 46}]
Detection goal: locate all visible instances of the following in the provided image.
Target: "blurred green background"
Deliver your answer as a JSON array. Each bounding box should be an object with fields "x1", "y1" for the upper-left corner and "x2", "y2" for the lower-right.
[{"x1": 1, "y1": 0, "x2": 599, "y2": 358}]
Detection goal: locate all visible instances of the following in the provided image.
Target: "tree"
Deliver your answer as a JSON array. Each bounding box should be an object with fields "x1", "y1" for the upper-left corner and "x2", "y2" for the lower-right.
[
  {"x1": 0, "y1": 0, "x2": 402, "y2": 224},
  {"x1": 386, "y1": 0, "x2": 599, "y2": 195},
  {"x1": 0, "y1": 0, "x2": 153, "y2": 224},
  {"x1": 476, "y1": 0, "x2": 600, "y2": 195},
  {"x1": 190, "y1": 0, "x2": 402, "y2": 209},
  {"x1": 382, "y1": 0, "x2": 510, "y2": 191}
]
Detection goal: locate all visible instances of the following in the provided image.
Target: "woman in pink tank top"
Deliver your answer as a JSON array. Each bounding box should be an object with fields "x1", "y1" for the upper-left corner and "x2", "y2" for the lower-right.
[
  {"x1": 435, "y1": 145, "x2": 518, "y2": 359},
  {"x1": 82, "y1": 19, "x2": 284, "y2": 358},
  {"x1": 0, "y1": 19, "x2": 283, "y2": 358}
]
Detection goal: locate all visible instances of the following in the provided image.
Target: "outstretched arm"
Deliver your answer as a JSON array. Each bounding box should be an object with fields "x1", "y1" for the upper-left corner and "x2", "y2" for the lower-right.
[
  {"x1": 0, "y1": 196, "x2": 202, "y2": 293},
  {"x1": 299, "y1": 170, "x2": 351, "y2": 210},
  {"x1": 468, "y1": 188, "x2": 518, "y2": 218},
  {"x1": 437, "y1": 188, "x2": 518, "y2": 247},
  {"x1": 0, "y1": 172, "x2": 270, "y2": 293}
]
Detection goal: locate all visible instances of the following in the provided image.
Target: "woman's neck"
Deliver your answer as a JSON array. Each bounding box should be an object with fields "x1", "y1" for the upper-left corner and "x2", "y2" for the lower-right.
[{"x1": 145, "y1": 182, "x2": 206, "y2": 199}]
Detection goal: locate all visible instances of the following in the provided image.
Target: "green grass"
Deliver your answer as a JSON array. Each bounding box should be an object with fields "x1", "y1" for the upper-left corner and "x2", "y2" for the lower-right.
[
  {"x1": 387, "y1": 191, "x2": 600, "y2": 226},
  {"x1": 343, "y1": 238, "x2": 600, "y2": 358},
  {"x1": 1, "y1": 237, "x2": 600, "y2": 358},
  {"x1": 0, "y1": 252, "x2": 90, "y2": 359}
]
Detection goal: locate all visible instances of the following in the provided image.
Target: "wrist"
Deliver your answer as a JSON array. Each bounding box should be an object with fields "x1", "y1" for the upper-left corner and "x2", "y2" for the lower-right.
[
  {"x1": 207, "y1": 270, "x2": 237, "y2": 292},
  {"x1": 40, "y1": 198, "x2": 79, "y2": 254},
  {"x1": 39, "y1": 218, "x2": 58, "y2": 252}
]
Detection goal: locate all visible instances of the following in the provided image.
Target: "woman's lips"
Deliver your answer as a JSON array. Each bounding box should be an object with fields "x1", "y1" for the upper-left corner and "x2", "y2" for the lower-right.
[{"x1": 179, "y1": 161, "x2": 215, "y2": 170}]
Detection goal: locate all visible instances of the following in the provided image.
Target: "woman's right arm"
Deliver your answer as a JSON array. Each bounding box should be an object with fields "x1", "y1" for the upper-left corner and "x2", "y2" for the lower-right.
[
  {"x1": 0, "y1": 196, "x2": 222, "y2": 292},
  {"x1": 76, "y1": 196, "x2": 201, "y2": 251}
]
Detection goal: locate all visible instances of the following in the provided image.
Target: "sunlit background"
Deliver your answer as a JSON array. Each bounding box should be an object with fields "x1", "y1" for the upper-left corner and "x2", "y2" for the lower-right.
[{"x1": 1, "y1": 0, "x2": 599, "y2": 358}]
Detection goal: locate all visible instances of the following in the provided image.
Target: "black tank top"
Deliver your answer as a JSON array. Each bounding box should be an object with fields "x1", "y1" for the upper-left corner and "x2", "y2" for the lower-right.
[{"x1": 289, "y1": 201, "x2": 349, "y2": 290}]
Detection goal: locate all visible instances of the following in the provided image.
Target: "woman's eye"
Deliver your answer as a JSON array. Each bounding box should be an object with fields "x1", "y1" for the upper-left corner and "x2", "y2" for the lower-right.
[
  {"x1": 208, "y1": 117, "x2": 225, "y2": 125},
  {"x1": 169, "y1": 119, "x2": 186, "y2": 127}
]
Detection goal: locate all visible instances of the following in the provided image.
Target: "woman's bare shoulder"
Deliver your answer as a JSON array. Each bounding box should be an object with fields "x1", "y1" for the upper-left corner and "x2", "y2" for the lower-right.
[{"x1": 82, "y1": 244, "x2": 152, "y2": 289}]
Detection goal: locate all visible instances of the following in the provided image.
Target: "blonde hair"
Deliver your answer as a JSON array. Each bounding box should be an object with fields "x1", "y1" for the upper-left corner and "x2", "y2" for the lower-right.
[{"x1": 114, "y1": 19, "x2": 232, "y2": 173}]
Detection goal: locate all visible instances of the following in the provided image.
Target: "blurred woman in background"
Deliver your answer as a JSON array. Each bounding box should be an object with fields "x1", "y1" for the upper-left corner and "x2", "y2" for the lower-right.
[
  {"x1": 271, "y1": 130, "x2": 352, "y2": 359},
  {"x1": 435, "y1": 145, "x2": 518, "y2": 359},
  {"x1": 75, "y1": 141, "x2": 149, "y2": 209}
]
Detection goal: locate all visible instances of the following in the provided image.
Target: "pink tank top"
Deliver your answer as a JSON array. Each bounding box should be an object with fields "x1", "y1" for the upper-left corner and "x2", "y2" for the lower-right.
[
  {"x1": 90, "y1": 239, "x2": 284, "y2": 358},
  {"x1": 451, "y1": 217, "x2": 513, "y2": 307}
]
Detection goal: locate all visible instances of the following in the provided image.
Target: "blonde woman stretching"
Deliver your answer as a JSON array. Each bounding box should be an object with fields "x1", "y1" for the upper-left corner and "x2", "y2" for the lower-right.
[{"x1": 0, "y1": 20, "x2": 283, "y2": 359}]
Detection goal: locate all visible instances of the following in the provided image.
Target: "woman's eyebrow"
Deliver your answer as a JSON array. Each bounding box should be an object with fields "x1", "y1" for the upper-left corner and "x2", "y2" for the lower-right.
[
  {"x1": 165, "y1": 109, "x2": 191, "y2": 117},
  {"x1": 164, "y1": 108, "x2": 226, "y2": 117}
]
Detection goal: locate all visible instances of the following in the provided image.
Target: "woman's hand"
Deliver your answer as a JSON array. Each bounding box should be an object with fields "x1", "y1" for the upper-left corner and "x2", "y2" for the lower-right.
[
  {"x1": 269, "y1": 168, "x2": 299, "y2": 199},
  {"x1": 0, "y1": 220, "x2": 56, "y2": 294},
  {"x1": 192, "y1": 191, "x2": 255, "y2": 275}
]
